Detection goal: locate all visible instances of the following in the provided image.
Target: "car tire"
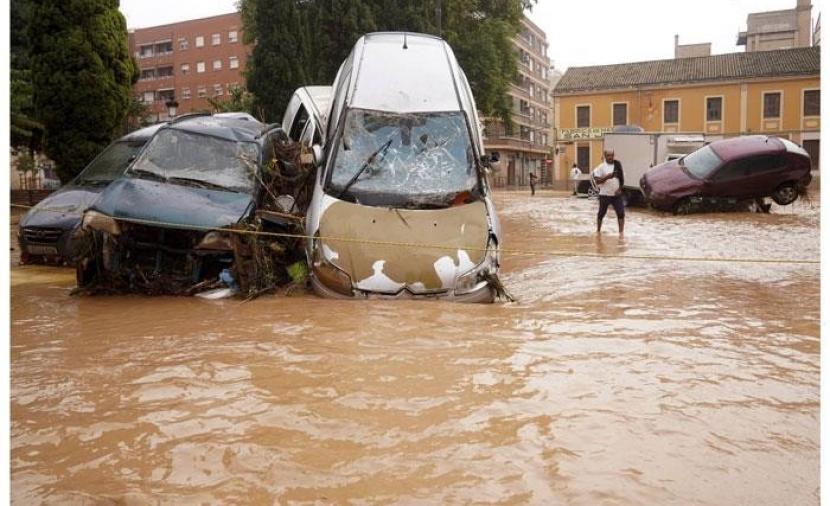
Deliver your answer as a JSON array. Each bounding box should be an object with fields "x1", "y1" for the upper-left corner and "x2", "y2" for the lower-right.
[
  {"x1": 771, "y1": 182, "x2": 798, "y2": 206},
  {"x1": 672, "y1": 197, "x2": 694, "y2": 215}
]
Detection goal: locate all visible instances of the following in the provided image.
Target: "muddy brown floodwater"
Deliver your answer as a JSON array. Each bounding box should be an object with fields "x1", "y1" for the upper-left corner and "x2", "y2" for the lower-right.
[{"x1": 11, "y1": 192, "x2": 820, "y2": 505}]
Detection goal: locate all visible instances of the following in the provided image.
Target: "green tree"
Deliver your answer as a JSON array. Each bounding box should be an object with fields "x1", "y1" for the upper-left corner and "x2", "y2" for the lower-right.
[
  {"x1": 243, "y1": 0, "x2": 311, "y2": 122},
  {"x1": 11, "y1": 0, "x2": 43, "y2": 151},
  {"x1": 207, "y1": 85, "x2": 256, "y2": 114},
  {"x1": 28, "y1": 0, "x2": 136, "y2": 183}
]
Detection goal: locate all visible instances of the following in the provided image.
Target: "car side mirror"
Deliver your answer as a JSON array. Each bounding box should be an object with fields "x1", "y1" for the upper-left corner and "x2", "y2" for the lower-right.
[{"x1": 312, "y1": 144, "x2": 324, "y2": 168}]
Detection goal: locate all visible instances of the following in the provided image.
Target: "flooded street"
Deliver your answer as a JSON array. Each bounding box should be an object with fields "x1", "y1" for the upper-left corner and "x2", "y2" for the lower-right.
[{"x1": 11, "y1": 193, "x2": 820, "y2": 505}]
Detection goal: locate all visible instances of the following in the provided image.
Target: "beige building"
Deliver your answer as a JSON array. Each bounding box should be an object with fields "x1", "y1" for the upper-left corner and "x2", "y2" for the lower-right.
[
  {"x1": 674, "y1": 35, "x2": 711, "y2": 58},
  {"x1": 553, "y1": 46, "x2": 820, "y2": 186},
  {"x1": 738, "y1": 0, "x2": 813, "y2": 51},
  {"x1": 484, "y1": 17, "x2": 553, "y2": 187}
]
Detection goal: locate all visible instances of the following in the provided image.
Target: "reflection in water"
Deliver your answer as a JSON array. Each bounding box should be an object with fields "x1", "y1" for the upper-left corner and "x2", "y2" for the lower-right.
[{"x1": 11, "y1": 194, "x2": 819, "y2": 505}]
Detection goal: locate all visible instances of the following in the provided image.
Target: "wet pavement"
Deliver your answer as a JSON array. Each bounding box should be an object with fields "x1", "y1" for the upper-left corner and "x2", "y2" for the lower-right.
[{"x1": 11, "y1": 192, "x2": 820, "y2": 504}]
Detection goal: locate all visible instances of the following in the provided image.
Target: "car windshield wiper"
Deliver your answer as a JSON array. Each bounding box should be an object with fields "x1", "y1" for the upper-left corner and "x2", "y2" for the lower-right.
[
  {"x1": 77, "y1": 178, "x2": 112, "y2": 187},
  {"x1": 167, "y1": 176, "x2": 237, "y2": 192},
  {"x1": 129, "y1": 168, "x2": 168, "y2": 182},
  {"x1": 337, "y1": 138, "x2": 394, "y2": 199}
]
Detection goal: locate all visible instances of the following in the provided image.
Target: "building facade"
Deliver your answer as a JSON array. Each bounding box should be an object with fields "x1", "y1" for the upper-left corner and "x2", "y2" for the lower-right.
[
  {"x1": 553, "y1": 46, "x2": 820, "y2": 183},
  {"x1": 484, "y1": 17, "x2": 553, "y2": 187},
  {"x1": 128, "y1": 12, "x2": 249, "y2": 121},
  {"x1": 737, "y1": 0, "x2": 813, "y2": 52}
]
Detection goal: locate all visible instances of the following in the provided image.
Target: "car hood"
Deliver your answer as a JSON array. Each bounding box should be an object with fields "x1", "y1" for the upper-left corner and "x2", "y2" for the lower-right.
[
  {"x1": 644, "y1": 160, "x2": 703, "y2": 194},
  {"x1": 19, "y1": 184, "x2": 104, "y2": 229},
  {"x1": 91, "y1": 177, "x2": 253, "y2": 230},
  {"x1": 317, "y1": 197, "x2": 490, "y2": 293}
]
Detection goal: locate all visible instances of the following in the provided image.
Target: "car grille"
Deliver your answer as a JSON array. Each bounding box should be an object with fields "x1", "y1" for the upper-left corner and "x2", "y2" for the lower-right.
[{"x1": 22, "y1": 227, "x2": 63, "y2": 245}]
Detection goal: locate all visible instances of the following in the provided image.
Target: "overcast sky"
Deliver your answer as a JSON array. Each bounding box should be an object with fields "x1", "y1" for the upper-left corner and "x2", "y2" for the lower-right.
[{"x1": 120, "y1": 0, "x2": 822, "y2": 70}]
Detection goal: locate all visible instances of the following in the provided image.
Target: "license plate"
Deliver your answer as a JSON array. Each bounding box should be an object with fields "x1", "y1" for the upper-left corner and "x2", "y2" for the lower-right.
[{"x1": 28, "y1": 245, "x2": 58, "y2": 256}]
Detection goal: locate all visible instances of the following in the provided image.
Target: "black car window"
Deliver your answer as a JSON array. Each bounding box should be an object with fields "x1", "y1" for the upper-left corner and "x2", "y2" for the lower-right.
[
  {"x1": 745, "y1": 155, "x2": 784, "y2": 174},
  {"x1": 711, "y1": 159, "x2": 748, "y2": 181},
  {"x1": 77, "y1": 140, "x2": 146, "y2": 182}
]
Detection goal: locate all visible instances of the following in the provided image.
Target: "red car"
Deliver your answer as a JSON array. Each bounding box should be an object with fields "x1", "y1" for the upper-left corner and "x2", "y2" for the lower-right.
[{"x1": 640, "y1": 135, "x2": 812, "y2": 214}]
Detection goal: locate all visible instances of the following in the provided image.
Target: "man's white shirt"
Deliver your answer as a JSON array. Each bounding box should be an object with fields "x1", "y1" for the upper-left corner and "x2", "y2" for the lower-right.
[{"x1": 592, "y1": 162, "x2": 619, "y2": 196}]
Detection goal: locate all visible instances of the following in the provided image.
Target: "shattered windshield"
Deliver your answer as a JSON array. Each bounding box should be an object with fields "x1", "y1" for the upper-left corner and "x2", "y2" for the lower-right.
[
  {"x1": 682, "y1": 145, "x2": 722, "y2": 179},
  {"x1": 130, "y1": 128, "x2": 259, "y2": 193},
  {"x1": 78, "y1": 140, "x2": 146, "y2": 183},
  {"x1": 327, "y1": 109, "x2": 479, "y2": 207}
]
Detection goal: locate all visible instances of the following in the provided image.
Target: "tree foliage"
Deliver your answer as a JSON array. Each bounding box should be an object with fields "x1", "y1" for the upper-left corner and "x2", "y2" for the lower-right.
[
  {"x1": 240, "y1": 0, "x2": 531, "y2": 124},
  {"x1": 11, "y1": 0, "x2": 43, "y2": 150},
  {"x1": 207, "y1": 85, "x2": 256, "y2": 115},
  {"x1": 28, "y1": 0, "x2": 136, "y2": 183}
]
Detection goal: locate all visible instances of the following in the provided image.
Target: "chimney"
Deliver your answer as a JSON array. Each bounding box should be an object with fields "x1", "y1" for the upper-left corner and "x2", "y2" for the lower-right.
[{"x1": 674, "y1": 34, "x2": 680, "y2": 57}]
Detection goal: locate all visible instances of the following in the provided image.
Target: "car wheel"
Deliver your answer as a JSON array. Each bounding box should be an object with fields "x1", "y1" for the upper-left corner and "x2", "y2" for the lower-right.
[
  {"x1": 771, "y1": 182, "x2": 798, "y2": 206},
  {"x1": 673, "y1": 197, "x2": 694, "y2": 215}
]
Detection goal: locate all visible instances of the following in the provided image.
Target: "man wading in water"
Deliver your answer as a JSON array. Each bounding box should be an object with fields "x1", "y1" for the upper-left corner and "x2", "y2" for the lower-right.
[{"x1": 592, "y1": 149, "x2": 625, "y2": 237}]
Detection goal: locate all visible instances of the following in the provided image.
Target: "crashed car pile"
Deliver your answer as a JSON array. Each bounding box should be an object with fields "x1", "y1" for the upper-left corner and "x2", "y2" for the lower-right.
[
  {"x1": 74, "y1": 116, "x2": 314, "y2": 298},
  {"x1": 20, "y1": 32, "x2": 511, "y2": 303}
]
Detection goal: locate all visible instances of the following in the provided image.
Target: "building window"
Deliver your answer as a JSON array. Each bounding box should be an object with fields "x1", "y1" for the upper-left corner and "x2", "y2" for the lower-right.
[
  {"x1": 158, "y1": 89, "x2": 175, "y2": 103},
  {"x1": 195, "y1": 36, "x2": 204, "y2": 48},
  {"x1": 179, "y1": 38, "x2": 188, "y2": 50},
  {"x1": 613, "y1": 103, "x2": 627, "y2": 126},
  {"x1": 142, "y1": 91, "x2": 155, "y2": 103},
  {"x1": 763, "y1": 92, "x2": 781, "y2": 118},
  {"x1": 139, "y1": 68, "x2": 155, "y2": 80},
  {"x1": 197, "y1": 86, "x2": 207, "y2": 98},
  {"x1": 156, "y1": 66, "x2": 173, "y2": 78},
  {"x1": 576, "y1": 105, "x2": 590, "y2": 128},
  {"x1": 706, "y1": 97, "x2": 723, "y2": 121},
  {"x1": 212, "y1": 33, "x2": 221, "y2": 46},
  {"x1": 229, "y1": 56, "x2": 239, "y2": 69},
  {"x1": 139, "y1": 44, "x2": 154, "y2": 58},
  {"x1": 196, "y1": 61, "x2": 205, "y2": 73},
  {"x1": 155, "y1": 41, "x2": 173, "y2": 55},
  {"x1": 181, "y1": 63, "x2": 190, "y2": 75},
  {"x1": 182, "y1": 87, "x2": 191, "y2": 100},
  {"x1": 804, "y1": 89, "x2": 820, "y2": 116},
  {"x1": 228, "y1": 30, "x2": 238, "y2": 43},
  {"x1": 213, "y1": 84, "x2": 224, "y2": 96},
  {"x1": 664, "y1": 100, "x2": 679, "y2": 123},
  {"x1": 213, "y1": 59, "x2": 222, "y2": 71}
]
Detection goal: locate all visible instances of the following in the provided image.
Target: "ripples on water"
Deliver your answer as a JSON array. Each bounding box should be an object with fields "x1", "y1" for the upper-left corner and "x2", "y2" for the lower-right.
[{"x1": 11, "y1": 194, "x2": 819, "y2": 504}]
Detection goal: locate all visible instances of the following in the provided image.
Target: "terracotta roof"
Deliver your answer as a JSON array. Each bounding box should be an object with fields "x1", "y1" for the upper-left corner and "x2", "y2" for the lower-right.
[{"x1": 554, "y1": 46, "x2": 820, "y2": 94}]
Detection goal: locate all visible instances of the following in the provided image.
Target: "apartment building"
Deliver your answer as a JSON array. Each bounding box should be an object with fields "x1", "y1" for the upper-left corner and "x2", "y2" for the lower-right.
[
  {"x1": 129, "y1": 12, "x2": 249, "y2": 121},
  {"x1": 484, "y1": 17, "x2": 553, "y2": 187},
  {"x1": 737, "y1": 0, "x2": 813, "y2": 52},
  {"x1": 553, "y1": 46, "x2": 820, "y2": 184}
]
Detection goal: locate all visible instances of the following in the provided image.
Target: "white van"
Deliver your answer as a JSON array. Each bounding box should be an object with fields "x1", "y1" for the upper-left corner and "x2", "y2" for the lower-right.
[{"x1": 304, "y1": 32, "x2": 502, "y2": 302}]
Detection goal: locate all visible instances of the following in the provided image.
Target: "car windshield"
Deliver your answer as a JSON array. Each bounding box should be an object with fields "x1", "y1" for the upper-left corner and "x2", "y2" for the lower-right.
[
  {"x1": 129, "y1": 128, "x2": 259, "y2": 193},
  {"x1": 78, "y1": 140, "x2": 146, "y2": 183},
  {"x1": 682, "y1": 145, "x2": 722, "y2": 179},
  {"x1": 327, "y1": 109, "x2": 479, "y2": 207}
]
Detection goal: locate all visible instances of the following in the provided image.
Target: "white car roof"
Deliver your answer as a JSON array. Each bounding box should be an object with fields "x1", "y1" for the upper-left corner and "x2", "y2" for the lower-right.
[{"x1": 349, "y1": 33, "x2": 462, "y2": 113}]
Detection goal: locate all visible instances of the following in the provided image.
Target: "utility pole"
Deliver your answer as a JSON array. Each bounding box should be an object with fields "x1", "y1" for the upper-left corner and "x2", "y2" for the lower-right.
[{"x1": 436, "y1": 0, "x2": 442, "y2": 37}]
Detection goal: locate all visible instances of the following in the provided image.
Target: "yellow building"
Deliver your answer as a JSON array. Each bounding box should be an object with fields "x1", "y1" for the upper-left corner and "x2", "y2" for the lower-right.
[{"x1": 553, "y1": 46, "x2": 820, "y2": 185}]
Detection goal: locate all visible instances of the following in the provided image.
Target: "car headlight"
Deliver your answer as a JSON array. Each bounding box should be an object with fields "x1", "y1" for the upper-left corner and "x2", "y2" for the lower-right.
[
  {"x1": 82, "y1": 210, "x2": 121, "y2": 236},
  {"x1": 455, "y1": 236, "x2": 499, "y2": 295},
  {"x1": 311, "y1": 237, "x2": 353, "y2": 296}
]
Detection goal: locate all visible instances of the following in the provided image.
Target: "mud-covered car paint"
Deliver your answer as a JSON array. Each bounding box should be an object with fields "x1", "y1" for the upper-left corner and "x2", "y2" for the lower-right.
[
  {"x1": 640, "y1": 135, "x2": 812, "y2": 212},
  {"x1": 17, "y1": 124, "x2": 164, "y2": 263},
  {"x1": 305, "y1": 33, "x2": 502, "y2": 302},
  {"x1": 91, "y1": 178, "x2": 253, "y2": 230}
]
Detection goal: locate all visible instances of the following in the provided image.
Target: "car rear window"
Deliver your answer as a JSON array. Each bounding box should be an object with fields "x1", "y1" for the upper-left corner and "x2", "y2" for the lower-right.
[{"x1": 682, "y1": 145, "x2": 722, "y2": 179}]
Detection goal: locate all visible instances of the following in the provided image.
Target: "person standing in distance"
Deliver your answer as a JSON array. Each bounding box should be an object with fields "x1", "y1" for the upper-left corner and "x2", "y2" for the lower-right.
[
  {"x1": 570, "y1": 163, "x2": 581, "y2": 195},
  {"x1": 592, "y1": 149, "x2": 625, "y2": 237},
  {"x1": 529, "y1": 172, "x2": 538, "y2": 196}
]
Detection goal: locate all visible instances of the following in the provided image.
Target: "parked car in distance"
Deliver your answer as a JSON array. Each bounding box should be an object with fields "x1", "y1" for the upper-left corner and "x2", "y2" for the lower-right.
[
  {"x1": 76, "y1": 114, "x2": 281, "y2": 291},
  {"x1": 17, "y1": 123, "x2": 164, "y2": 264},
  {"x1": 640, "y1": 135, "x2": 812, "y2": 214},
  {"x1": 304, "y1": 32, "x2": 502, "y2": 302}
]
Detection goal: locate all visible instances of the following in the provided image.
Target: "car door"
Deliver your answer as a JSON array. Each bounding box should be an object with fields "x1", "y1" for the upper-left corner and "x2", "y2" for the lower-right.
[
  {"x1": 707, "y1": 158, "x2": 749, "y2": 198},
  {"x1": 742, "y1": 154, "x2": 787, "y2": 197}
]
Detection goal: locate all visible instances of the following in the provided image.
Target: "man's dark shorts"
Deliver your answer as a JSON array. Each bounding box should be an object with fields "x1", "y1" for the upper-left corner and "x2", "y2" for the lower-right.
[{"x1": 598, "y1": 195, "x2": 625, "y2": 219}]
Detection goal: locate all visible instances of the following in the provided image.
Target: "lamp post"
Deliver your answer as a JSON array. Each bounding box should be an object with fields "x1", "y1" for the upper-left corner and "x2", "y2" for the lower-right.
[{"x1": 165, "y1": 99, "x2": 179, "y2": 120}]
